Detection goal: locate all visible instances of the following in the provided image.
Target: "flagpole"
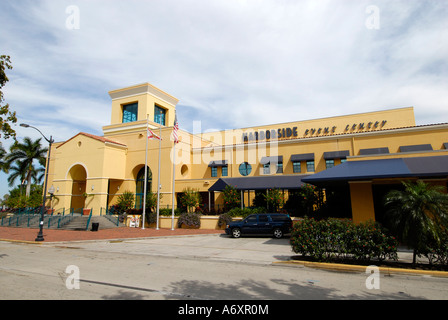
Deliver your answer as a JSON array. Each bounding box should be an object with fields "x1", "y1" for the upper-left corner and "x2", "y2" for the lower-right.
[
  {"x1": 156, "y1": 113, "x2": 162, "y2": 230},
  {"x1": 171, "y1": 112, "x2": 178, "y2": 231},
  {"x1": 142, "y1": 115, "x2": 149, "y2": 229},
  {"x1": 171, "y1": 140, "x2": 176, "y2": 230}
]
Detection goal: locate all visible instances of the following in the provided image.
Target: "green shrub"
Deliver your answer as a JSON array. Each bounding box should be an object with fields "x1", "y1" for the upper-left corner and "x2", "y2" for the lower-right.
[
  {"x1": 222, "y1": 185, "x2": 241, "y2": 211},
  {"x1": 225, "y1": 207, "x2": 266, "y2": 218},
  {"x1": 145, "y1": 211, "x2": 158, "y2": 225},
  {"x1": 290, "y1": 217, "x2": 398, "y2": 263},
  {"x1": 177, "y1": 212, "x2": 201, "y2": 228},
  {"x1": 159, "y1": 208, "x2": 181, "y2": 216},
  {"x1": 420, "y1": 229, "x2": 448, "y2": 265},
  {"x1": 265, "y1": 188, "x2": 284, "y2": 212},
  {"x1": 116, "y1": 191, "x2": 135, "y2": 212},
  {"x1": 180, "y1": 188, "x2": 201, "y2": 213},
  {"x1": 126, "y1": 208, "x2": 142, "y2": 215}
]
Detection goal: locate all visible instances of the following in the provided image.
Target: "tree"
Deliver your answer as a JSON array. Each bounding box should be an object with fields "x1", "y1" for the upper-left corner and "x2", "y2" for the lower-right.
[
  {"x1": 144, "y1": 189, "x2": 162, "y2": 213},
  {"x1": 180, "y1": 187, "x2": 201, "y2": 213},
  {"x1": 4, "y1": 137, "x2": 48, "y2": 198},
  {"x1": 264, "y1": 188, "x2": 284, "y2": 212},
  {"x1": 0, "y1": 144, "x2": 7, "y2": 172},
  {"x1": 222, "y1": 185, "x2": 241, "y2": 211},
  {"x1": 384, "y1": 180, "x2": 448, "y2": 264},
  {"x1": 116, "y1": 191, "x2": 135, "y2": 213},
  {"x1": 2, "y1": 184, "x2": 43, "y2": 209},
  {"x1": 298, "y1": 184, "x2": 324, "y2": 216},
  {"x1": 0, "y1": 55, "x2": 17, "y2": 140}
]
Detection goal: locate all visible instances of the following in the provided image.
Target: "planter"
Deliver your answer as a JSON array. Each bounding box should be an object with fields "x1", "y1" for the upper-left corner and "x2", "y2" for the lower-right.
[
  {"x1": 180, "y1": 224, "x2": 199, "y2": 229},
  {"x1": 83, "y1": 208, "x2": 91, "y2": 216},
  {"x1": 157, "y1": 215, "x2": 229, "y2": 230}
]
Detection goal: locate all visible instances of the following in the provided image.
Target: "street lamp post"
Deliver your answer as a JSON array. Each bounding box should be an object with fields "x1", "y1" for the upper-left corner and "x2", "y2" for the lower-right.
[{"x1": 20, "y1": 123, "x2": 54, "y2": 242}]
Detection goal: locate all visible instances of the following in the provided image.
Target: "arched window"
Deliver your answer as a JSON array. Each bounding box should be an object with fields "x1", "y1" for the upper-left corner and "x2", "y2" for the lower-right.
[{"x1": 136, "y1": 166, "x2": 152, "y2": 210}]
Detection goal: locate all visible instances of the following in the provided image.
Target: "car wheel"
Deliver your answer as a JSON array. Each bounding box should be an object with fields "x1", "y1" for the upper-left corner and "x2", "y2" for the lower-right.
[
  {"x1": 232, "y1": 228, "x2": 242, "y2": 238},
  {"x1": 273, "y1": 228, "x2": 283, "y2": 239}
]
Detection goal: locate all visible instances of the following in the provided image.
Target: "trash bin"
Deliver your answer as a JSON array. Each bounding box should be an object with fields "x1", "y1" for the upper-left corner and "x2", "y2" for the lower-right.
[{"x1": 91, "y1": 222, "x2": 99, "y2": 231}]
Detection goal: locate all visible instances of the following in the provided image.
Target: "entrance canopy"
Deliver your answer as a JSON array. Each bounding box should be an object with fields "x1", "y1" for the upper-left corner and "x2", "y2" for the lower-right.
[
  {"x1": 208, "y1": 175, "x2": 309, "y2": 192},
  {"x1": 302, "y1": 155, "x2": 448, "y2": 186}
]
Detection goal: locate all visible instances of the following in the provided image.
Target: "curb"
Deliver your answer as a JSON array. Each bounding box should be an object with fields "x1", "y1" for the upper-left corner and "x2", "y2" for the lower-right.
[
  {"x1": 274, "y1": 260, "x2": 448, "y2": 278},
  {"x1": 0, "y1": 239, "x2": 44, "y2": 245}
]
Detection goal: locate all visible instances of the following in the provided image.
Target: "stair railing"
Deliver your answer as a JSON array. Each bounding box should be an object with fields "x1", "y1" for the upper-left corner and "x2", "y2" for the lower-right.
[{"x1": 85, "y1": 209, "x2": 93, "y2": 231}]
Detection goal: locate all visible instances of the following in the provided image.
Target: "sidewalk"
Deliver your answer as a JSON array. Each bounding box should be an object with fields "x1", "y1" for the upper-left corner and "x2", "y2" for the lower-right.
[{"x1": 0, "y1": 226, "x2": 225, "y2": 243}]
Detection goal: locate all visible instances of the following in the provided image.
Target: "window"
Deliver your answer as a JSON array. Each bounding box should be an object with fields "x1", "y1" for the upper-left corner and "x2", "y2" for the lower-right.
[
  {"x1": 211, "y1": 167, "x2": 218, "y2": 177},
  {"x1": 271, "y1": 215, "x2": 289, "y2": 222},
  {"x1": 306, "y1": 160, "x2": 315, "y2": 172},
  {"x1": 293, "y1": 161, "x2": 301, "y2": 173},
  {"x1": 154, "y1": 105, "x2": 166, "y2": 125},
  {"x1": 245, "y1": 215, "x2": 257, "y2": 223},
  {"x1": 222, "y1": 166, "x2": 228, "y2": 177},
  {"x1": 326, "y1": 159, "x2": 335, "y2": 169},
  {"x1": 135, "y1": 166, "x2": 152, "y2": 210},
  {"x1": 239, "y1": 162, "x2": 252, "y2": 176},
  {"x1": 122, "y1": 103, "x2": 138, "y2": 123},
  {"x1": 276, "y1": 163, "x2": 283, "y2": 174},
  {"x1": 258, "y1": 215, "x2": 269, "y2": 223},
  {"x1": 263, "y1": 163, "x2": 270, "y2": 174},
  {"x1": 340, "y1": 159, "x2": 347, "y2": 164}
]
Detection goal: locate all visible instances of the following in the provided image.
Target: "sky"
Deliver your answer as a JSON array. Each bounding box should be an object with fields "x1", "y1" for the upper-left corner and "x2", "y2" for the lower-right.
[{"x1": 0, "y1": 0, "x2": 447, "y2": 198}]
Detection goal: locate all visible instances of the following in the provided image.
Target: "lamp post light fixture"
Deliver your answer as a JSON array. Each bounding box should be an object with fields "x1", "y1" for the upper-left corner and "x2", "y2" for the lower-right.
[{"x1": 20, "y1": 123, "x2": 54, "y2": 242}]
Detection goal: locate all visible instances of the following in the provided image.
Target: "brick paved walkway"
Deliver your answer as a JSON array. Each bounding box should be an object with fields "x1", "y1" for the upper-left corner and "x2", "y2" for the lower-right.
[{"x1": 0, "y1": 226, "x2": 225, "y2": 243}]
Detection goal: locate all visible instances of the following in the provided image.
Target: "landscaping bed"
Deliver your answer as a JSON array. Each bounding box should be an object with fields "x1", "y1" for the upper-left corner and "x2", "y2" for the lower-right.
[{"x1": 290, "y1": 217, "x2": 448, "y2": 272}]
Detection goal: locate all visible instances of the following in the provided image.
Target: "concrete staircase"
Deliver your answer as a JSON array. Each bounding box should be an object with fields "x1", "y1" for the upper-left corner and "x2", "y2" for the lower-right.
[
  {"x1": 58, "y1": 215, "x2": 124, "y2": 231},
  {"x1": 1, "y1": 213, "x2": 124, "y2": 230}
]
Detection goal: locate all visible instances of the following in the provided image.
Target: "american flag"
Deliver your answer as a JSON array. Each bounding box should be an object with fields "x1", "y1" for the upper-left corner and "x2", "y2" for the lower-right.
[
  {"x1": 172, "y1": 113, "x2": 179, "y2": 144},
  {"x1": 147, "y1": 128, "x2": 161, "y2": 140}
]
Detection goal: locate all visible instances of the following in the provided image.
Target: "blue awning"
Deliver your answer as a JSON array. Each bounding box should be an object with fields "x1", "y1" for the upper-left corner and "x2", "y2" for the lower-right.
[
  {"x1": 302, "y1": 155, "x2": 448, "y2": 186},
  {"x1": 209, "y1": 175, "x2": 309, "y2": 192},
  {"x1": 208, "y1": 160, "x2": 228, "y2": 167}
]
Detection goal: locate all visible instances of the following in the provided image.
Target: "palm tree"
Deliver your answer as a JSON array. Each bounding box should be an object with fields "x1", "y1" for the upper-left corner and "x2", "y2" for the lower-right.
[
  {"x1": 0, "y1": 144, "x2": 7, "y2": 172},
  {"x1": 384, "y1": 180, "x2": 448, "y2": 264},
  {"x1": 4, "y1": 137, "x2": 48, "y2": 198}
]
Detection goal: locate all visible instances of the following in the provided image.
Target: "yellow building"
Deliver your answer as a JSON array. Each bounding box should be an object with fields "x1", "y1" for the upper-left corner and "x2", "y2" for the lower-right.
[{"x1": 46, "y1": 82, "x2": 448, "y2": 224}]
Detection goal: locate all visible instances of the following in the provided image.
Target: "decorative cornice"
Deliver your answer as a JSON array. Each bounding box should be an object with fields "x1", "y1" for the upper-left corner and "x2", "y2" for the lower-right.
[{"x1": 108, "y1": 83, "x2": 179, "y2": 107}]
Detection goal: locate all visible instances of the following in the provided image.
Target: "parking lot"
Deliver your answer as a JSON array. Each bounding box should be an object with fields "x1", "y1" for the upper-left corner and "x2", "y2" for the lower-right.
[{"x1": 53, "y1": 233, "x2": 294, "y2": 265}]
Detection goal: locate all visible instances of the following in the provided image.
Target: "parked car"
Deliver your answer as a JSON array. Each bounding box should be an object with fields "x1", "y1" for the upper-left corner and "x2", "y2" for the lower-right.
[{"x1": 225, "y1": 213, "x2": 293, "y2": 239}]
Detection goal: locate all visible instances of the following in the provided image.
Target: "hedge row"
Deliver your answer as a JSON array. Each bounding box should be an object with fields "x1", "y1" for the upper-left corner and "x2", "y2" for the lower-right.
[
  {"x1": 290, "y1": 218, "x2": 398, "y2": 263},
  {"x1": 419, "y1": 230, "x2": 448, "y2": 265}
]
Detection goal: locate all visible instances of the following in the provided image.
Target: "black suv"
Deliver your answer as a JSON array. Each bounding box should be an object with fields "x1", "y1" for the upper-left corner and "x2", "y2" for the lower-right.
[{"x1": 225, "y1": 213, "x2": 293, "y2": 239}]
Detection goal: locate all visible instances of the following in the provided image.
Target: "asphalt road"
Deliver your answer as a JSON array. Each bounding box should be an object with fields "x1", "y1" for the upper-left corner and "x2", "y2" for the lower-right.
[{"x1": 1, "y1": 234, "x2": 447, "y2": 303}]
